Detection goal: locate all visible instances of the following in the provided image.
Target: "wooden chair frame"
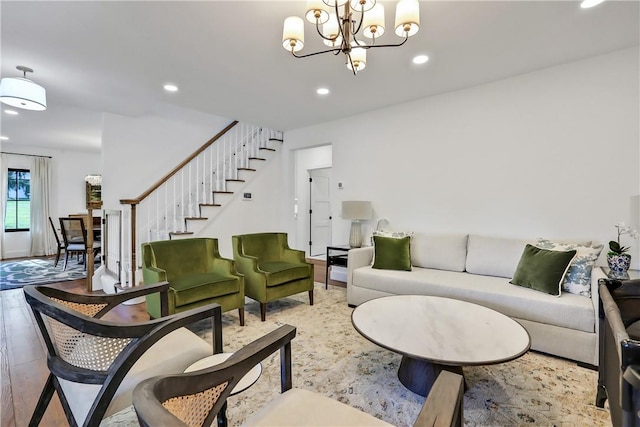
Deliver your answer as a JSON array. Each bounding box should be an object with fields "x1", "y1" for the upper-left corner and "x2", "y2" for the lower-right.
[
  {"x1": 59, "y1": 217, "x2": 101, "y2": 271},
  {"x1": 24, "y1": 283, "x2": 223, "y2": 427},
  {"x1": 48, "y1": 216, "x2": 65, "y2": 267},
  {"x1": 133, "y1": 324, "x2": 464, "y2": 427}
]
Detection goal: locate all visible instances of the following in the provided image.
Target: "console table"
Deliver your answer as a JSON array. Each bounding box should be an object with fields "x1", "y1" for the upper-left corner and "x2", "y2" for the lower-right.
[{"x1": 325, "y1": 245, "x2": 350, "y2": 289}]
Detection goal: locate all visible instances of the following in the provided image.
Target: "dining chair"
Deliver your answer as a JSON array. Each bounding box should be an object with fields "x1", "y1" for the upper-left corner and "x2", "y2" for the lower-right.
[
  {"x1": 59, "y1": 217, "x2": 101, "y2": 271},
  {"x1": 133, "y1": 325, "x2": 465, "y2": 427},
  {"x1": 48, "y1": 216, "x2": 65, "y2": 267},
  {"x1": 24, "y1": 282, "x2": 222, "y2": 427}
]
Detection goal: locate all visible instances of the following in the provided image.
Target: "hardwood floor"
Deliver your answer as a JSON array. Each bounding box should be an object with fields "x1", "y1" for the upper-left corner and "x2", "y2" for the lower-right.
[{"x1": 0, "y1": 259, "x2": 342, "y2": 426}]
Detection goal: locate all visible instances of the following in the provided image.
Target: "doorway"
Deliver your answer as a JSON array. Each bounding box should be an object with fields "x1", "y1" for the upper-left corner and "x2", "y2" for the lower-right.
[
  {"x1": 293, "y1": 145, "x2": 332, "y2": 256},
  {"x1": 309, "y1": 168, "x2": 332, "y2": 256}
]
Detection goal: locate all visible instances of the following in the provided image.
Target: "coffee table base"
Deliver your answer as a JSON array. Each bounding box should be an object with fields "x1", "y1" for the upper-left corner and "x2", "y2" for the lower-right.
[{"x1": 398, "y1": 355, "x2": 464, "y2": 397}]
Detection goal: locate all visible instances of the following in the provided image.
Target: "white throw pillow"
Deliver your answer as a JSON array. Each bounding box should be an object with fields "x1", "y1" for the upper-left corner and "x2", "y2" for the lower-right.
[{"x1": 535, "y1": 239, "x2": 603, "y2": 297}]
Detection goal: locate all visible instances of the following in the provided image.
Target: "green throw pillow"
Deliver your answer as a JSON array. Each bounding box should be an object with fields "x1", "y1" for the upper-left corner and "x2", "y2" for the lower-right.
[
  {"x1": 372, "y1": 235, "x2": 412, "y2": 271},
  {"x1": 510, "y1": 244, "x2": 577, "y2": 296}
]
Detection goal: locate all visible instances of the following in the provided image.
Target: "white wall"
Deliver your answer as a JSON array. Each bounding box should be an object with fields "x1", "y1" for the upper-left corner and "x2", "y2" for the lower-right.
[
  {"x1": 101, "y1": 104, "x2": 232, "y2": 211},
  {"x1": 1, "y1": 144, "x2": 101, "y2": 258},
  {"x1": 283, "y1": 48, "x2": 640, "y2": 267}
]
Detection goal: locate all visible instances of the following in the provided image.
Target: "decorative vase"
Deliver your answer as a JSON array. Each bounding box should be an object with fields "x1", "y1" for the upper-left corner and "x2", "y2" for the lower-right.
[{"x1": 607, "y1": 253, "x2": 632, "y2": 278}]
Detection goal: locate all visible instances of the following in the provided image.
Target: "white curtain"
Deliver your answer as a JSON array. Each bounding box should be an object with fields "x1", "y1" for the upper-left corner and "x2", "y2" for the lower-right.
[
  {"x1": 30, "y1": 157, "x2": 54, "y2": 256},
  {"x1": 0, "y1": 154, "x2": 8, "y2": 259}
]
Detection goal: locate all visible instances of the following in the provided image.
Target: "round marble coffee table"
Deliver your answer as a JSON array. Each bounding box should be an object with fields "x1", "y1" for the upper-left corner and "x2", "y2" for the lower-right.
[{"x1": 351, "y1": 295, "x2": 531, "y2": 397}]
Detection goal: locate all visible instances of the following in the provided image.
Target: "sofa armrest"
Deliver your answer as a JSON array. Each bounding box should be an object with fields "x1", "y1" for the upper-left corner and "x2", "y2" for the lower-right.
[
  {"x1": 347, "y1": 247, "x2": 374, "y2": 288},
  {"x1": 210, "y1": 256, "x2": 241, "y2": 276}
]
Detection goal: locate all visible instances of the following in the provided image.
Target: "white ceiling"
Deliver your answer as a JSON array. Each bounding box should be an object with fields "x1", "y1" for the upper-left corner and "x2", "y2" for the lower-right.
[{"x1": 1, "y1": 1, "x2": 638, "y2": 152}]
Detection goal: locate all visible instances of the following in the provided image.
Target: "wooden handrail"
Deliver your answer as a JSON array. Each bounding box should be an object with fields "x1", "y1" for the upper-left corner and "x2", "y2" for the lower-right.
[{"x1": 119, "y1": 120, "x2": 239, "y2": 205}]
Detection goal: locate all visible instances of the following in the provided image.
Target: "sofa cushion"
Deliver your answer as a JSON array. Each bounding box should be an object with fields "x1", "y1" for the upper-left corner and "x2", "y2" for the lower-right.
[
  {"x1": 535, "y1": 239, "x2": 604, "y2": 297},
  {"x1": 465, "y1": 235, "x2": 534, "y2": 278},
  {"x1": 411, "y1": 233, "x2": 468, "y2": 272},
  {"x1": 171, "y1": 273, "x2": 240, "y2": 306},
  {"x1": 510, "y1": 244, "x2": 576, "y2": 296},
  {"x1": 260, "y1": 261, "x2": 310, "y2": 286},
  {"x1": 372, "y1": 236, "x2": 412, "y2": 271},
  {"x1": 351, "y1": 266, "x2": 594, "y2": 333}
]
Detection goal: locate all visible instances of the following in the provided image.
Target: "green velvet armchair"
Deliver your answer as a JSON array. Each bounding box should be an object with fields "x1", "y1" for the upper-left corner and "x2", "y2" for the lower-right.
[
  {"x1": 142, "y1": 238, "x2": 245, "y2": 325},
  {"x1": 232, "y1": 232, "x2": 314, "y2": 321}
]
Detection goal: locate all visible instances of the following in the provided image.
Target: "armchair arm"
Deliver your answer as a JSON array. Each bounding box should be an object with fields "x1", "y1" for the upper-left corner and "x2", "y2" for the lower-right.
[
  {"x1": 209, "y1": 256, "x2": 241, "y2": 276},
  {"x1": 281, "y1": 247, "x2": 307, "y2": 263},
  {"x1": 142, "y1": 265, "x2": 167, "y2": 285},
  {"x1": 414, "y1": 371, "x2": 464, "y2": 427},
  {"x1": 133, "y1": 325, "x2": 297, "y2": 427},
  {"x1": 31, "y1": 282, "x2": 170, "y2": 319}
]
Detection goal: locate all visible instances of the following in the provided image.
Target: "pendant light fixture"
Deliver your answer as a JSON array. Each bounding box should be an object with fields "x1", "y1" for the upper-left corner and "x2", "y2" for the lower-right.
[{"x1": 0, "y1": 65, "x2": 47, "y2": 111}]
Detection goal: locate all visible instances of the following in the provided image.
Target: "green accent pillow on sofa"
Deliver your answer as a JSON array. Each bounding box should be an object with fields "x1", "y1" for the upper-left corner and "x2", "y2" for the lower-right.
[
  {"x1": 510, "y1": 244, "x2": 577, "y2": 296},
  {"x1": 372, "y1": 235, "x2": 412, "y2": 271}
]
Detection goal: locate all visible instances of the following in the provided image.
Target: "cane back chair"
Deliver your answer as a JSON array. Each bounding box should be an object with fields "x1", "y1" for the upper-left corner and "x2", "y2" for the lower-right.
[
  {"x1": 133, "y1": 324, "x2": 465, "y2": 427},
  {"x1": 24, "y1": 283, "x2": 222, "y2": 427}
]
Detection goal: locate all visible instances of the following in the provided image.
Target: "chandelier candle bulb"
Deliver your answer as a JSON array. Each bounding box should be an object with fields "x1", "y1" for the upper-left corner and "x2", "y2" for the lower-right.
[
  {"x1": 282, "y1": 16, "x2": 305, "y2": 51},
  {"x1": 395, "y1": 0, "x2": 420, "y2": 37}
]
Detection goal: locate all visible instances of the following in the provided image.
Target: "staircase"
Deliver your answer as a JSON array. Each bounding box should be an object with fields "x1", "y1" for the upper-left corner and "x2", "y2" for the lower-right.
[{"x1": 118, "y1": 120, "x2": 283, "y2": 286}]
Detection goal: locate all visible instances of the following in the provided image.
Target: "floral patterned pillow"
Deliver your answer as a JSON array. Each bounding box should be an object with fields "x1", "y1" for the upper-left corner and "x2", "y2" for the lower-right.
[{"x1": 535, "y1": 239, "x2": 603, "y2": 297}]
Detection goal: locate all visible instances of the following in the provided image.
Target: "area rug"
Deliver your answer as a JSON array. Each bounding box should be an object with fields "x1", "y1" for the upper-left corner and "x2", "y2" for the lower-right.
[
  {"x1": 102, "y1": 284, "x2": 610, "y2": 427},
  {"x1": 0, "y1": 257, "x2": 86, "y2": 290}
]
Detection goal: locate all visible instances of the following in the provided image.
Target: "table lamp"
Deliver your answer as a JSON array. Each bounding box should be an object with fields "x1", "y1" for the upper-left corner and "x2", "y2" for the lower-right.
[{"x1": 342, "y1": 201, "x2": 373, "y2": 248}]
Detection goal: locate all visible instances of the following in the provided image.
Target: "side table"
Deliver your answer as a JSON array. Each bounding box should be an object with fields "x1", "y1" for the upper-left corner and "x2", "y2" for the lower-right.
[{"x1": 325, "y1": 245, "x2": 350, "y2": 289}]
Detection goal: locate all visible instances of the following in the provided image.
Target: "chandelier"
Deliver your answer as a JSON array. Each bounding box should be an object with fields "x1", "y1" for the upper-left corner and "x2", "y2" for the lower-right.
[
  {"x1": 0, "y1": 65, "x2": 47, "y2": 111},
  {"x1": 282, "y1": 0, "x2": 420, "y2": 75}
]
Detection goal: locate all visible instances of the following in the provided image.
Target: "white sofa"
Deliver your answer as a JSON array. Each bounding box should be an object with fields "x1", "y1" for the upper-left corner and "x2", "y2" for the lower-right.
[{"x1": 347, "y1": 233, "x2": 606, "y2": 366}]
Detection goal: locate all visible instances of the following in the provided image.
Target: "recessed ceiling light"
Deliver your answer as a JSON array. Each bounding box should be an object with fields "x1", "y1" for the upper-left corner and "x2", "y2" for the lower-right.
[
  {"x1": 317, "y1": 88, "x2": 330, "y2": 95},
  {"x1": 412, "y1": 55, "x2": 429, "y2": 65},
  {"x1": 163, "y1": 84, "x2": 179, "y2": 92},
  {"x1": 4, "y1": 109, "x2": 19, "y2": 115},
  {"x1": 580, "y1": 0, "x2": 606, "y2": 8},
  {"x1": 0, "y1": 136, "x2": 8, "y2": 141}
]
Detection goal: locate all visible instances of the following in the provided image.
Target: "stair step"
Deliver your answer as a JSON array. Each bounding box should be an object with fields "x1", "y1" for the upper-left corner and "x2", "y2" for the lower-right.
[
  {"x1": 199, "y1": 203, "x2": 221, "y2": 207},
  {"x1": 169, "y1": 231, "x2": 194, "y2": 236},
  {"x1": 213, "y1": 191, "x2": 233, "y2": 194},
  {"x1": 249, "y1": 157, "x2": 266, "y2": 161},
  {"x1": 269, "y1": 138, "x2": 284, "y2": 142},
  {"x1": 185, "y1": 217, "x2": 208, "y2": 221},
  {"x1": 238, "y1": 167, "x2": 256, "y2": 172},
  {"x1": 226, "y1": 179, "x2": 245, "y2": 183},
  {"x1": 259, "y1": 147, "x2": 276, "y2": 152}
]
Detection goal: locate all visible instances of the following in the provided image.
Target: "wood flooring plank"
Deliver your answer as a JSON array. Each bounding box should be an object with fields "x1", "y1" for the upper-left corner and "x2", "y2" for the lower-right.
[{"x1": 1, "y1": 291, "x2": 17, "y2": 427}]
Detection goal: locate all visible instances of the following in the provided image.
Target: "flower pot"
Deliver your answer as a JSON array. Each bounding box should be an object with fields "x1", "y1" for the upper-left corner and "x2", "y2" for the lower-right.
[{"x1": 607, "y1": 253, "x2": 632, "y2": 277}]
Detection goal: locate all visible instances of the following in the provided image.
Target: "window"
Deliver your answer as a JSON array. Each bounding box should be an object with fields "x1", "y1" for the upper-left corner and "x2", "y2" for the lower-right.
[{"x1": 5, "y1": 168, "x2": 30, "y2": 231}]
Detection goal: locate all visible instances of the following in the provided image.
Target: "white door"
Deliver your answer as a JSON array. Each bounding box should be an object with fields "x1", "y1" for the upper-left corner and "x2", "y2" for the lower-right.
[{"x1": 309, "y1": 168, "x2": 332, "y2": 256}]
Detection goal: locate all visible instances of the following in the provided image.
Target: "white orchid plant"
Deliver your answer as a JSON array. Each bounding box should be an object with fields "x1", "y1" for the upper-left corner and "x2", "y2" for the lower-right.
[{"x1": 609, "y1": 222, "x2": 640, "y2": 255}]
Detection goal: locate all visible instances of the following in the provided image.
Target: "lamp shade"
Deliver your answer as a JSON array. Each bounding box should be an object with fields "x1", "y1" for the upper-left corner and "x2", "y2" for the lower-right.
[
  {"x1": 395, "y1": 0, "x2": 420, "y2": 37},
  {"x1": 346, "y1": 43, "x2": 367, "y2": 72},
  {"x1": 0, "y1": 77, "x2": 47, "y2": 111},
  {"x1": 363, "y1": 3, "x2": 385, "y2": 38},
  {"x1": 342, "y1": 201, "x2": 373, "y2": 220},
  {"x1": 283, "y1": 16, "x2": 305, "y2": 52},
  {"x1": 305, "y1": 0, "x2": 330, "y2": 24}
]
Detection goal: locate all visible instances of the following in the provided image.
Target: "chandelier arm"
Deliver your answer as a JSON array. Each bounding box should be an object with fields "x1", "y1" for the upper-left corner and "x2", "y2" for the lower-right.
[
  {"x1": 352, "y1": 3, "x2": 366, "y2": 36},
  {"x1": 360, "y1": 33, "x2": 409, "y2": 49},
  {"x1": 291, "y1": 47, "x2": 343, "y2": 58},
  {"x1": 314, "y1": 20, "x2": 340, "y2": 42},
  {"x1": 346, "y1": 53, "x2": 358, "y2": 76}
]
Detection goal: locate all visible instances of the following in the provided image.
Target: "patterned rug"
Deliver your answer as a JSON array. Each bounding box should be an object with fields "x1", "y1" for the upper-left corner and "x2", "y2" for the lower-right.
[
  {"x1": 0, "y1": 257, "x2": 86, "y2": 290},
  {"x1": 102, "y1": 284, "x2": 610, "y2": 426}
]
